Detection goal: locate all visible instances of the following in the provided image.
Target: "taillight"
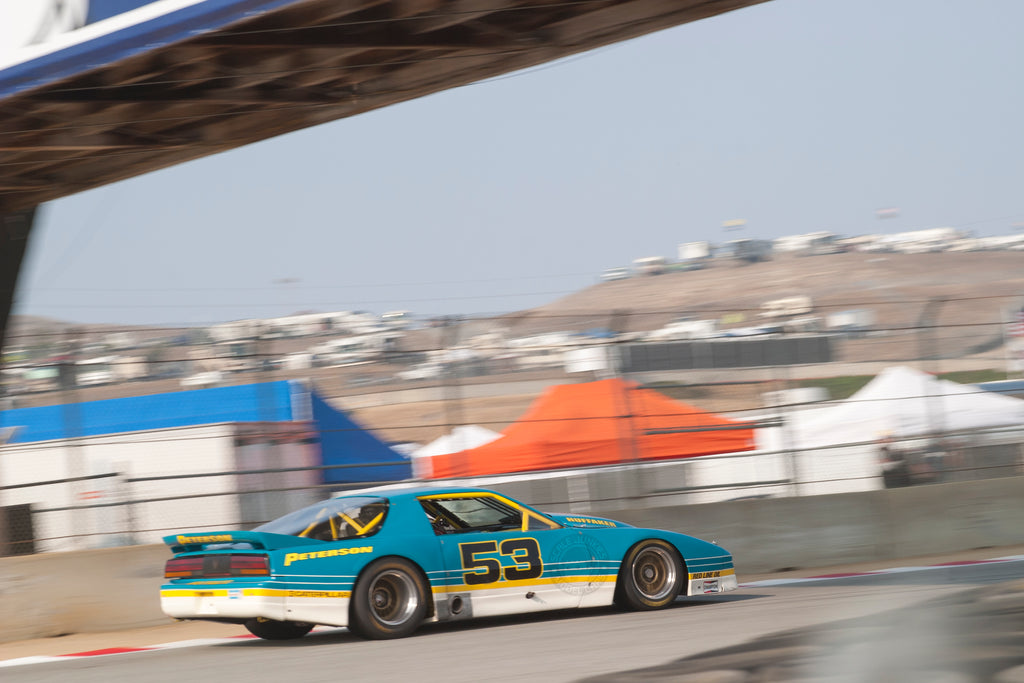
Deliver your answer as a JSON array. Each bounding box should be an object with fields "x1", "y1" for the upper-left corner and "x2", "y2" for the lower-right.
[
  {"x1": 230, "y1": 555, "x2": 270, "y2": 576},
  {"x1": 165, "y1": 556, "x2": 204, "y2": 578},
  {"x1": 164, "y1": 554, "x2": 269, "y2": 579}
]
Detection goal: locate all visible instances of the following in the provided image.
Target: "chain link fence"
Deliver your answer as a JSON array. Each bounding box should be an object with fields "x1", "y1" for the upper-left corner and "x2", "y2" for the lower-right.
[
  {"x1": 2, "y1": 423, "x2": 1022, "y2": 556},
  {"x1": 2, "y1": 295, "x2": 1023, "y2": 555}
]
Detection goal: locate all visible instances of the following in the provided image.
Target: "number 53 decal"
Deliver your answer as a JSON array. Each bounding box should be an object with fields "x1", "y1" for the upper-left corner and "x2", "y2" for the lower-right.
[{"x1": 459, "y1": 538, "x2": 543, "y2": 585}]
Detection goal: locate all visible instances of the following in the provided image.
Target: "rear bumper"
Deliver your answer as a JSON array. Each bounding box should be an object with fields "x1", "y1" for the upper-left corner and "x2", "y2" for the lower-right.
[{"x1": 160, "y1": 582, "x2": 287, "y2": 622}]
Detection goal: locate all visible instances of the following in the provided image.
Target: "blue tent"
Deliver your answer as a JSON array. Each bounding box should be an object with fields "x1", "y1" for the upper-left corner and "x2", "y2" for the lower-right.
[
  {"x1": 309, "y1": 391, "x2": 410, "y2": 485},
  {"x1": 0, "y1": 381, "x2": 410, "y2": 484}
]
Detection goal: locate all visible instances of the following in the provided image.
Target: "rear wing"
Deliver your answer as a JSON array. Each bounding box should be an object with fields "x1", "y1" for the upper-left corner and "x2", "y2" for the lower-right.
[{"x1": 164, "y1": 530, "x2": 324, "y2": 554}]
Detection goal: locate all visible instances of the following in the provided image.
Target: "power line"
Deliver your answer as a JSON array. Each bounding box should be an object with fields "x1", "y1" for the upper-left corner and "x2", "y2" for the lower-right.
[{"x1": 27, "y1": 271, "x2": 600, "y2": 292}]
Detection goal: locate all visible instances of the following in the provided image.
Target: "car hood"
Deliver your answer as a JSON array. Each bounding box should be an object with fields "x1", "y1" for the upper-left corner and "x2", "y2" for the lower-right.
[{"x1": 546, "y1": 513, "x2": 632, "y2": 529}]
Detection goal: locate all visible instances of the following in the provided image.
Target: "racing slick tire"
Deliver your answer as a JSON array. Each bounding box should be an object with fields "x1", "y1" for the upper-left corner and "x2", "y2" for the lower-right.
[
  {"x1": 349, "y1": 557, "x2": 429, "y2": 639},
  {"x1": 244, "y1": 617, "x2": 314, "y2": 640},
  {"x1": 614, "y1": 539, "x2": 684, "y2": 610}
]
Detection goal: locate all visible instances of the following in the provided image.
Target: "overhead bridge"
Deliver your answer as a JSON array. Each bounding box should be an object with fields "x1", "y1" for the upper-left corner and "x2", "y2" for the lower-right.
[{"x1": 0, "y1": 0, "x2": 770, "y2": 341}]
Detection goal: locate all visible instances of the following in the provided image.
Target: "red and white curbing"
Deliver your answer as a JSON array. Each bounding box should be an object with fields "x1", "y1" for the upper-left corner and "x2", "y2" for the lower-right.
[
  {"x1": 0, "y1": 629, "x2": 342, "y2": 669},
  {"x1": 3, "y1": 554, "x2": 1024, "y2": 668},
  {"x1": 0, "y1": 635, "x2": 258, "y2": 668}
]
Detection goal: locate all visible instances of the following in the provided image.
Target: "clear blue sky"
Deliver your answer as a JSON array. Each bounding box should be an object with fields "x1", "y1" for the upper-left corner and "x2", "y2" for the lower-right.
[{"x1": 14, "y1": 0, "x2": 1024, "y2": 326}]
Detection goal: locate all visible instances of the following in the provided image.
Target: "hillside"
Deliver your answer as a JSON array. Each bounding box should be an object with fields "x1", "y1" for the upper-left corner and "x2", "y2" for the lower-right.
[
  {"x1": 516, "y1": 251, "x2": 1024, "y2": 333},
  {"x1": 5, "y1": 251, "x2": 1023, "y2": 444},
  {"x1": 454, "y1": 251, "x2": 1023, "y2": 365},
  {"x1": 353, "y1": 252, "x2": 1024, "y2": 443}
]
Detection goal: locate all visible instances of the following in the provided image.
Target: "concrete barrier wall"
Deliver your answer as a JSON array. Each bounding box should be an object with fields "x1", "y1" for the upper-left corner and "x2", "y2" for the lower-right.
[
  {"x1": 0, "y1": 544, "x2": 169, "y2": 643},
  {"x1": 4, "y1": 475, "x2": 1024, "y2": 643},
  {"x1": 601, "y1": 475, "x2": 1024, "y2": 574}
]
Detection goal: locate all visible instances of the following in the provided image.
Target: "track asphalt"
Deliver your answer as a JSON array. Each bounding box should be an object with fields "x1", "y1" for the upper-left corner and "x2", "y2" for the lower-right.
[{"x1": 3, "y1": 545, "x2": 1024, "y2": 671}]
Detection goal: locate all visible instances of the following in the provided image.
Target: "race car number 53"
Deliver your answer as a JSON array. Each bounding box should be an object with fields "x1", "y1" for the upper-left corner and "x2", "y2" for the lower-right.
[{"x1": 459, "y1": 538, "x2": 543, "y2": 585}]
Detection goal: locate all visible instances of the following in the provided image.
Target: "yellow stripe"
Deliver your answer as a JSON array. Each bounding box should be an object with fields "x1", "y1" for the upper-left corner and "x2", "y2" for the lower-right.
[
  {"x1": 432, "y1": 575, "x2": 617, "y2": 593},
  {"x1": 687, "y1": 568, "x2": 736, "y2": 580},
  {"x1": 419, "y1": 491, "x2": 500, "y2": 500},
  {"x1": 161, "y1": 588, "x2": 351, "y2": 599},
  {"x1": 161, "y1": 589, "x2": 230, "y2": 597},
  {"x1": 276, "y1": 590, "x2": 351, "y2": 599},
  {"x1": 244, "y1": 589, "x2": 352, "y2": 598}
]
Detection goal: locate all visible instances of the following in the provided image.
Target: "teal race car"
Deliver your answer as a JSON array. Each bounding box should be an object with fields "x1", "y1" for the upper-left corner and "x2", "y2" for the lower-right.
[{"x1": 160, "y1": 486, "x2": 737, "y2": 640}]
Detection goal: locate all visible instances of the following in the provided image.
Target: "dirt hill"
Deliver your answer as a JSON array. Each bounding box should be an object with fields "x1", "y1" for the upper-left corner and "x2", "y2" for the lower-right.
[
  {"x1": 6, "y1": 251, "x2": 1023, "y2": 444},
  {"x1": 355, "y1": 251, "x2": 1024, "y2": 443},
  {"x1": 509, "y1": 251, "x2": 1024, "y2": 336}
]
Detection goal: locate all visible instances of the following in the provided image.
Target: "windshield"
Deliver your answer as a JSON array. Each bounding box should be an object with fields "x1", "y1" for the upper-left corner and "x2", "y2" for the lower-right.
[{"x1": 254, "y1": 496, "x2": 388, "y2": 540}]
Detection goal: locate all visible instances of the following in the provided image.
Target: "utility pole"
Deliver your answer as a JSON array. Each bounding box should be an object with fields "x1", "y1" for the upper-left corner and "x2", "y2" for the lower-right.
[
  {"x1": 439, "y1": 316, "x2": 466, "y2": 477},
  {"x1": 917, "y1": 297, "x2": 949, "y2": 437},
  {"x1": 60, "y1": 327, "x2": 87, "y2": 550}
]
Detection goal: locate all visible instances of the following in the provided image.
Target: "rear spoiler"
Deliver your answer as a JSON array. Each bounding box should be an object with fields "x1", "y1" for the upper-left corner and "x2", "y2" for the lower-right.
[{"x1": 164, "y1": 530, "x2": 325, "y2": 554}]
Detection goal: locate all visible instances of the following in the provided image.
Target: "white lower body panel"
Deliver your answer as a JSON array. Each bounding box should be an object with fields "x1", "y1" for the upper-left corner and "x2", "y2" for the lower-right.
[
  {"x1": 160, "y1": 585, "x2": 353, "y2": 627},
  {"x1": 686, "y1": 570, "x2": 738, "y2": 596},
  {"x1": 161, "y1": 586, "x2": 287, "y2": 622}
]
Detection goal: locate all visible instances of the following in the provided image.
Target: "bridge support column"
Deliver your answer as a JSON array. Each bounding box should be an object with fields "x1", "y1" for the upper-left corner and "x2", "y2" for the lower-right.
[{"x1": 0, "y1": 206, "x2": 37, "y2": 350}]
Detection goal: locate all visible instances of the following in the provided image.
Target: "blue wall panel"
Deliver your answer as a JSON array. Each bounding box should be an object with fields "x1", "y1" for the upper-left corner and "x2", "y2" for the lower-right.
[{"x1": 0, "y1": 381, "x2": 293, "y2": 443}]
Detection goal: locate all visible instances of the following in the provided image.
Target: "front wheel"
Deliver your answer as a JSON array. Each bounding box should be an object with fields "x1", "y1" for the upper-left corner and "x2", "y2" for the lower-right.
[
  {"x1": 614, "y1": 540, "x2": 683, "y2": 610},
  {"x1": 244, "y1": 617, "x2": 314, "y2": 640},
  {"x1": 349, "y1": 558, "x2": 429, "y2": 639}
]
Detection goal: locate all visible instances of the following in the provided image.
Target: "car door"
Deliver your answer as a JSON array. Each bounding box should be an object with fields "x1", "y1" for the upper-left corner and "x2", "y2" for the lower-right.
[{"x1": 418, "y1": 492, "x2": 595, "y2": 619}]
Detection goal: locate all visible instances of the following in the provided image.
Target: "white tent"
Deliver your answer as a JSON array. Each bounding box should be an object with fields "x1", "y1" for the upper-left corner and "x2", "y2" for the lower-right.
[
  {"x1": 754, "y1": 366, "x2": 1024, "y2": 495},
  {"x1": 761, "y1": 366, "x2": 1024, "y2": 451},
  {"x1": 411, "y1": 425, "x2": 502, "y2": 478}
]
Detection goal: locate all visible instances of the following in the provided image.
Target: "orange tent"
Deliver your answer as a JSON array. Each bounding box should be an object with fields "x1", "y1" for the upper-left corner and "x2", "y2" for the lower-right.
[{"x1": 427, "y1": 378, "x2": 755, "y2": 479}]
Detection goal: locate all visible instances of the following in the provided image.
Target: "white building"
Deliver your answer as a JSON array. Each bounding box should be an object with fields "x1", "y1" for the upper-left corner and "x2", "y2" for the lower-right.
[
  {"x1": 632, "y1": 256, "x2": 667, "y2": 275},
  {"x1": 773, "y1": 231, "x2": 838, "y2": 253},
  {"x1": 207, "y1": 319, "x2": 265, "y2": 343},
  {"x1": 646, "y1": 318, "x2": 718, "y2": 341},
  {"x1": 0, "y1": 422, "x2": 319, "y2": 552}
]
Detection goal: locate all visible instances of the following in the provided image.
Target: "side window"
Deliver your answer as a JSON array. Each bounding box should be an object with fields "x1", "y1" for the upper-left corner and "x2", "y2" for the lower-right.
[
  {"x1": 420, "y1": 500, "x2": 462, "y2": 536},
  {"x1": 331, "y1": 500, "x2": 388, "y2": 539},
  {"x1": 527, "y1": 514, "x2": 553, "y2": 531},
  {"x1": 419, "y1": 494, "x2": 561, "y2": 535},
  {"x1": 419, "y1": 496, "x2": 520, "y2": 535},
  {"x1": 255, "y1": 496, "x2": 388, "y2": 541}
]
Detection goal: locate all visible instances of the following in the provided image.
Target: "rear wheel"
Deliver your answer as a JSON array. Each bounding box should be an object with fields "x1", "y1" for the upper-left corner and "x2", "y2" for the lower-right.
[
  {"x1": 615, "y1": 540, "x2": 683, "y2": 610},
  {"x1": 349, "y1": 558, "x2": 429, "y2": 639},
  {"x1": 244, "y1": 617, "x2": 314, "y2": 640}
]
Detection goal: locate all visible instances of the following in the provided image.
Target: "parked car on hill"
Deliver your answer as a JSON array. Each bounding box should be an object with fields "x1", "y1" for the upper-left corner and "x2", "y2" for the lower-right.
[{"x1": 600, "y1": 267, "x2": 631, "y2": 281}]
